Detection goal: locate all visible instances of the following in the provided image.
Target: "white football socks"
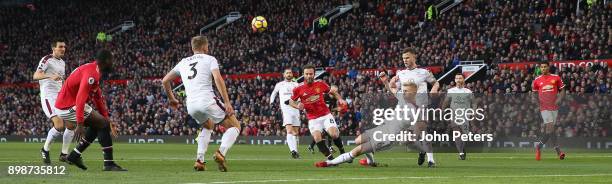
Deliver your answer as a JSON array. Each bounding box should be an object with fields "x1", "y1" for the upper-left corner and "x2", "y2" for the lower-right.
[
  {"x1": 427, "y1": 152, "x2": 435, "y2": 163},
  {"x1": 197, "y1": 128, "x2": 212, "y2": 162},
  {"x1": 286, "y1": 134, "x2": 298, "y2": 152},
  {"x1": 219, "y1": 127, "x2": 240, "y2": 156},
  {"x1": 61, "y1": 129, "x2": 74, "y2": 154},
  {"x1": 327, "y1": 152, "x2": 354, "y2": 165},
  {"x1": 43, "y1": 127, "x2": 61, "y2": 151}
]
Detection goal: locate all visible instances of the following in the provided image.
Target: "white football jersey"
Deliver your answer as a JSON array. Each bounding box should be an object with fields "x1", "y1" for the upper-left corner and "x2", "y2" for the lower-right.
[
  {"x1": 396, "y1": 68, "x2": 436, "y2": 93},
  {"x1": 446, "y1": 87, "x2": 473, "y2": 109},
  {"x1": 396, "y1": 68, "x2": 436, "y2": 107},
  {"x1": 270, "y1": 80, "x2": 300, "y2": 114},
  {"x1": 172, "y1": 54, "x2": 219, "y2": 105},
  {"x1": 37, "y1": 54, "x2": 65, "y2": 98}
]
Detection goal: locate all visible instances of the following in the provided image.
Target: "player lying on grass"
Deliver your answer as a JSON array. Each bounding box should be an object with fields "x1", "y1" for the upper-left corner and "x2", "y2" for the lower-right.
[{"x1": 315, "y1": 82, "x2": 419, "y2": 168}]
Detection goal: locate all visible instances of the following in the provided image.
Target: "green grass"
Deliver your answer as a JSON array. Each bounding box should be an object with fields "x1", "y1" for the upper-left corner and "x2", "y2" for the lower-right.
[{"x1": 0, "y1": 143, "x2": 611, "y2": 184}]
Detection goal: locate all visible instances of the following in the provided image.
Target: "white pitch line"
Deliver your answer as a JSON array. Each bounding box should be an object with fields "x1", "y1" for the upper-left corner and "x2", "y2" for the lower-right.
[
  {"x1": 1, "y1": 155, "x2": 612, "y2": 163},
  {"x1": 182, "y1": 174, "x2": 612, "y2": 184}
]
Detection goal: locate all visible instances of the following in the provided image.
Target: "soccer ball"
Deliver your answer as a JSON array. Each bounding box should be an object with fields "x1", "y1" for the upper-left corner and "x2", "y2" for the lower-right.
[{"x1": 251, "y1": 16, "x2": 268, "y2": 32}]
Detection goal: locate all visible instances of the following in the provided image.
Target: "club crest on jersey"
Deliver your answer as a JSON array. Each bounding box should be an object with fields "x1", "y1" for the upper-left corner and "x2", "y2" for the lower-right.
[
  {"x1": 315, "y1": 87, "x2": 321, "y2": 93},
  {"x1": 88, "y1": 77, "x2": 95, "y2": 84},
  {"x1": 306, "y1": 95, "x2": 319, "y2": 102},
  {"x1": 550, "y1": 80, "x2": 556, "y2": 84}
]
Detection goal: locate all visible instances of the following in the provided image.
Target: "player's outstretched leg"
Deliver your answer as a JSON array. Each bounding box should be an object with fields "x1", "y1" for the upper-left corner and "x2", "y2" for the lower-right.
[
  {"x1": 195, "y1": 120, "x2": 213, "y2": 171},
  {"x1": 316, "y1": 135, "x2": 385, "y2": 168},
  {"x1": 214, "y1": 115, "x2": 241, "y2": 172},
  {"x1": 41, "y1": 116, "x2": 64, "y2": 165},
  {"x1": 316, "y1": 136, "x2": 362, "y2": 167}
]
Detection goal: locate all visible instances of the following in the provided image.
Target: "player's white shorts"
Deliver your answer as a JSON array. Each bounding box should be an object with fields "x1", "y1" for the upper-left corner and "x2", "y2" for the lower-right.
[
  {"x1": 540, "y1": 110, "x2": 558, "y2": 124},
  {"x1": 40, "y1": 96, "x2": 59, "y2": 118},
  {"x1": 281, "y1": 110, "x2": 301, "y2": 127},
  {"x1": 187, "y1": 98, "x2": 226, "y2": 124},
  {"x1": 308, "y1": 113, "x2": 337, "y2": 134},
  {"x1": 56, "y1": 104, "x2": 93, "y2": 123}
]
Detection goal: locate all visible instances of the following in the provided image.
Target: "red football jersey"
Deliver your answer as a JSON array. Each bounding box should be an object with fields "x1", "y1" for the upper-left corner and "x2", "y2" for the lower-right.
[
  {"x1": 291, "y1": 81, "x2": 331, "y2": 120},
  {"x1": 55, "y1": 61, "x2": 109, "y2": 124},
  {"x1": 532, "y1": 74, "x2": 564, "y2": 111}
]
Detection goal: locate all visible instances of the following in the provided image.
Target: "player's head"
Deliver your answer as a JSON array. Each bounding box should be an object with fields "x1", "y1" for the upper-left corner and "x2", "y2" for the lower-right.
[
  {"x1": 539, "y1": 62, "x2": 550, "y2": 75},
  {"x1": 401, "y1": 82, "x2": 418, "y2": 101},
  {"x1": 401, "y1": 48, "x2": 417, "y2": 68},
  {"x1": 455, "y1": 73, "x2": 465, "y2": 86},
  {"x1": 96, "y1": 49, "x2": 114, "y2": 73},
  {"x1": 51, "y1": 39, "x2": 66, "y2": 58},
  {"x1": 283, "y1": 68, "x2": 293, "y2": 81},
  {"x1": 303, "y1": 65, "x2": 316, "y2": 84},
  {"x1": 191, "y1": 36, "x2": 209, "y2": 54}
]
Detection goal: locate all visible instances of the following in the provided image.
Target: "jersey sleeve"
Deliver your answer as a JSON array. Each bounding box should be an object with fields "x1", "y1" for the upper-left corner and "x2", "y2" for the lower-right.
[
  {"x1": 557, "y1": 76, "x2": 565, "y2": 89},
  {"x1": 75, "y1": 73, "x2": 95, "y2": 125},
  {"x1": 270, "y1": 83, "x2": 279, "y2": 104},
  {"x1": 171, "y1": 62, "x2": 181, "y2": 75},
  {"x1": 210, "y1": 57, "x2": 219, "y2": 71},
  {"x1": 37, "y1": 57, "x2": 49, "y2": 71},
  {"x1": 425, "y1": 70, "x2": 436, "y2": 83},
  {"x1": 321, "y1": 82, "x2": 330, "y2": 93},
  {"x1": 291, "y1": 87, "x2": 300, "y2": 101},
  {"x1": 531, "y1": 78, "x2": 539, "y2": 92}
]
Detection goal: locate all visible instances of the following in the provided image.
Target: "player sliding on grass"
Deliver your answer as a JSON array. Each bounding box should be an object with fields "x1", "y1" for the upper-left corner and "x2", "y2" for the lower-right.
[
  {"x1": 532, "y1": 62, "x2": 566, "y2": 161},
  {"x1": 56, "y1": 50, "x2": 126, "y2": 171},
  {"x1": 315, "y1": 82, "x2": 419, "y2": 168},
  {"x1": 162, "y1": 36, "x2": 242, "y2": 172},
  {"x1": 289, "y1": 65, "x2": 347, "y2": 161}
]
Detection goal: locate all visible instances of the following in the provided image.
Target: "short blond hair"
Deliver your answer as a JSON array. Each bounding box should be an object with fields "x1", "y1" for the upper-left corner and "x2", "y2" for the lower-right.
[
  {"x1": 401, "y1": 82, "x2": 418, "y2": 93},
  {"x1": 191, "y1": 36, "x2": 209, "y2": 50}
]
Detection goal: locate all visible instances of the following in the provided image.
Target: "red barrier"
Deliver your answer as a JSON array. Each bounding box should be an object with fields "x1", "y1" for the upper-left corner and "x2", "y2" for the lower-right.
[
  {"x1": 498, "y1": 59, "x2": 611, "y2": 70},
  {"x1": 1, "y1": 60, "x2": 605, "y2": 89}
]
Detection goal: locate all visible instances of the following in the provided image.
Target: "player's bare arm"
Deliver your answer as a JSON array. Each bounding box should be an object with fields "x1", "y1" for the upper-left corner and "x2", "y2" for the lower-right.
[
  {"x1": 379, "y1": 72, "x2": 398, "y2": 94},
  {"x1": 328, "y1": 87, "x2": 346, "y2": 105},
  {"x1": 430, "y1": 80, "x2": 440, "y2": 93},
  {"x1": 288, "y1": 99, "x2": 303, "y2": 110},
  {"x1": 212, "y1": 68, "x2": 234, "y2": 115},
  {"x1": 33, "y1": 69, "x2": 62, "y2": 81},
  {"x1": 388, "y1": 75, "x2": 400, "y2": 94},
  {"x1": 162, "y1": 71, "x2": 180, "y2": 109}
]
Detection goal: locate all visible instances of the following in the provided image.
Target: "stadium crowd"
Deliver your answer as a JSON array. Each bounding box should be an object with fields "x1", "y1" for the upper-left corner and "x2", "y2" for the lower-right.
[
  {"x1": 1, "y1": 0, "x2": 609, "y2": 83},
  {"x1": 0, "y1": 0, "x2": 610, "y2": 138}
]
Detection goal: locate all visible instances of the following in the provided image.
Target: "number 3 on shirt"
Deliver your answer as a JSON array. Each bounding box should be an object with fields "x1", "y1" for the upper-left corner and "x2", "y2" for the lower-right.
[{"x1": 188, "y1": 62, "x2": 198, "y2": 79}]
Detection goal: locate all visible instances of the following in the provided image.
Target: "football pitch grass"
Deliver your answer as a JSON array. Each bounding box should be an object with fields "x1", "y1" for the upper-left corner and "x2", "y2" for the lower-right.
[{"x1": 0, "y1": 143, "x2": 611, "y2": 184}]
